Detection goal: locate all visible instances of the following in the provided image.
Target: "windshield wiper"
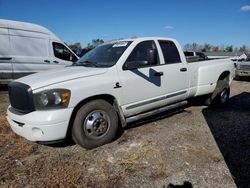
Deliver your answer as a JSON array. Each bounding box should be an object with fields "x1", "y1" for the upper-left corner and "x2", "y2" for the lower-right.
[{"x1": 74, "y1": 60, "x2": 98, "y2": 67}]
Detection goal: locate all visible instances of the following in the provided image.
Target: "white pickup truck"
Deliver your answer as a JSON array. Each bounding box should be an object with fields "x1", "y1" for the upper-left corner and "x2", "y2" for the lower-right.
[{"x1": 7, "y1": 37, "x2": 235, "y2": 149}]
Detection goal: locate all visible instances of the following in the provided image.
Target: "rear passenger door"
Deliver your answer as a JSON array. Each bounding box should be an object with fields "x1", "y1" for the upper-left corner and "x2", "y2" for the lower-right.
[
  {"x1": 157, "y1": 40, "x2": 189, "y2": 103},
  {"x1": 49, "y1": 41, "x2": 78, "y2": 65}
]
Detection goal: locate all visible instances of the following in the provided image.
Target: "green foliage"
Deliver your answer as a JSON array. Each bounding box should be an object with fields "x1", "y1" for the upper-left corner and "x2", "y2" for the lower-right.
[
  {"x1": 68, "y1": 43, "x2": 81, "y2": 52},
  {"x1": 239, "y1": 45, "x2": 249, "y2": 53},
  {"x1": 203, "y1": 43, "x2": 212, "y2": 52},
  {"x1": 225, "y1": 45, "x2": 233, "y2": 52},
  {"x1": 87, "y1": 39, "x2": 104, "y2": 48}
]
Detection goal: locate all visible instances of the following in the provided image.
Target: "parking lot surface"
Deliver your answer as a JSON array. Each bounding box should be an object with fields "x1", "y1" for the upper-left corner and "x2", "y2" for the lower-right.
[{"x1": 0, "y1": 80, "x2": 249, "y2": 187}]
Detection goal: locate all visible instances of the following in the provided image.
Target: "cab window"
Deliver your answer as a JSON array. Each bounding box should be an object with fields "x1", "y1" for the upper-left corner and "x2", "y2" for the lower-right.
[
  {"x1": 124, "y1": 40, "x2": 159, "y2": 69},
  {"x1": 158, "y1": 40, "x2": 181, "y2": 64},
  {"x1": 52, "y1": 42, "x2": 78, "y2": 62}
]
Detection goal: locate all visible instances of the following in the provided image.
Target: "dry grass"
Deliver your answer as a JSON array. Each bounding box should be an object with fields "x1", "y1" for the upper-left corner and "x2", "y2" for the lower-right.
[{"x1": 1, "y1": 80, "x2": 249, "y2": 187}]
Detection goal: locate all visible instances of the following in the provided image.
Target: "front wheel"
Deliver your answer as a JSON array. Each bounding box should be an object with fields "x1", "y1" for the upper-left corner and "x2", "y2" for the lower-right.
[{"x1": 72, "y1": 99, "x2": 119, "y2": 149}]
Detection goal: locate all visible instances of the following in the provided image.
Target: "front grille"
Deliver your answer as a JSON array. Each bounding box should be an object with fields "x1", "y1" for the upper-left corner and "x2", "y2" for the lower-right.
[{"x1": 8, "y1": 82, "x2": 35, "y2": 114}]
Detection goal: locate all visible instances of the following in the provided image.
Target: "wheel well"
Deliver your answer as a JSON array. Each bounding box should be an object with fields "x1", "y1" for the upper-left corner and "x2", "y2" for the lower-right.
[
  {"x1": 218, "y1": 71, "x2": 230, "y2": 81},
  {"x1": 65, "y1": 94, "x2": 119, "y2": 140}
]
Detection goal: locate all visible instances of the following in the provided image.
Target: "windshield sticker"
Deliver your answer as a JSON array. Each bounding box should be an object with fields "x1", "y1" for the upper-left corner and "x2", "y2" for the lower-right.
[{"x1": 112, "y1": 42, "x2": 128, "y2": 47}]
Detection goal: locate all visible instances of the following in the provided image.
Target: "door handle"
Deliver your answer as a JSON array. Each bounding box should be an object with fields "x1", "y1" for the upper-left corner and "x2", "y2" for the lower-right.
[
  {"x1": 0, "y1": 57, "x2": 12, "y2": 60},
  {"x1": 154, "y1": 71, "x2": 164, "y2": 76},
  {"x1": 44, "y1": 60, "x2": 50, "y2": 63},
  {"x1": 53, "y1": 61, "x2": 59, "y2": 64},
  {"x1": 180, "y1": 68, "x2": 187, "y2": 72}
]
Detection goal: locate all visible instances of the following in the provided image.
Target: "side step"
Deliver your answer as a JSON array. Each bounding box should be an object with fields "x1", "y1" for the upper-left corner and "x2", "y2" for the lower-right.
[{"x1": 126, "y1": 100, "x2": 188, "y2": 123}]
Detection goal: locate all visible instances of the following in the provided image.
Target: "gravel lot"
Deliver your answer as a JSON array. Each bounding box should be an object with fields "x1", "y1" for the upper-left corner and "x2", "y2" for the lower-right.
[{"x1": 0, "y1": 80, "x2": 249, "y2": 188}]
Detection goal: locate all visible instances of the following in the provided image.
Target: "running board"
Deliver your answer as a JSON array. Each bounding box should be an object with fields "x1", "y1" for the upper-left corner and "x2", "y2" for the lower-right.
[{"x1": 126, "y1": 101, "x2": 188, "y2": 123}]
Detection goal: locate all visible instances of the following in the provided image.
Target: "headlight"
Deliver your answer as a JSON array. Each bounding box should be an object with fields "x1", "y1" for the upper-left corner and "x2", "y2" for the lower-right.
[{"x1": 34, "y1": 89, "x2": 71, "y2": 110}]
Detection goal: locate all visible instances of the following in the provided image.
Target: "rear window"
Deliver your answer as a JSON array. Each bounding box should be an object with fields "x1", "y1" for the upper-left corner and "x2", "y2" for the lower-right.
[
  {"x1": 184, "y1": 51, "x2": 194, "y2": 56},
  {"x1": 159, "y1": 40, "x2": 181, "y2": 64}
]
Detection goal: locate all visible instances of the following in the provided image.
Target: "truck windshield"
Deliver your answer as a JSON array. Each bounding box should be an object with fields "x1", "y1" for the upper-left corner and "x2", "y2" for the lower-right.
[{"x1": 75, "y1": 41, "x2": 132, "y2": 67}]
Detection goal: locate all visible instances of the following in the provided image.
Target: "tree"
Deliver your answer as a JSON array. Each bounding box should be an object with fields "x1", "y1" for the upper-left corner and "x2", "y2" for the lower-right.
[
  {"x1": 86, "y1": 38, "x2": 104, "y2": 49},
  {"x1": 225, "y1": 45, "x2": 233, "y2": 52},
  {"x1": 220, "y1": 45, "x2": 225, "y2": 52},
  {"x1": 130, "y1": 36, "x2": 138, "y2": 39},
  {"x1": 201, "y1": 43, "x2": 212, "y2": 52},
  {"x1": 239, "y1": 45, "x2": 249, "y2": 53},
  {"x1": 183, "y1": 43, "x2": 192, "y2": 51},
  {"x1": 68, "y1": 42, "x2": 81, "y2": 51},
  {"x1": 183, "y1": 43, "x2": 199, "y2": 51},
  {"x1": 234, "y1": 47, "x2": 238, "y2": 53},
  {"x1": 191, "y1": 43, "x2": 198, "y2": 51},
  {"x1": 92, "y1": 39, "x2": 104, "y2": 46},
  {"x1": 212, "y1": 46, "x2": 219, "y2": 52}
]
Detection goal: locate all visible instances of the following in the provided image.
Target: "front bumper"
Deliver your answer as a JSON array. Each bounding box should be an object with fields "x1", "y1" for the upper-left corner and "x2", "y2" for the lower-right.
[
  {"x1": 236, "y1": 69, "x2": 250, "y2": 77},
  {"x1": 7, "y1": 106, "x2": 74, "y2": 142}
]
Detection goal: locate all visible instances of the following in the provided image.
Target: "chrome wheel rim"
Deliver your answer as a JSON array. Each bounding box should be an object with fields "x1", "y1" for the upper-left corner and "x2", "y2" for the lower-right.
[
  {"x1": 83, "y1": 110, "x2": 110, "y2": 139},
  {"x1": 220, "y1": 89, "x2": 228, "y2": 103}
]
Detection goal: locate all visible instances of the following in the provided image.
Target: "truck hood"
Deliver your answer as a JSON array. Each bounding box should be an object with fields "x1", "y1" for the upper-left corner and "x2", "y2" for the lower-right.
[{"x1": 17, "y1": 66, "x2": 108, "y2": 90}]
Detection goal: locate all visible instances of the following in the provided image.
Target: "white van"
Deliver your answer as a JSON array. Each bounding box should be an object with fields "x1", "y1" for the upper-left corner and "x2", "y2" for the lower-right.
[{"x1": 0, "y1": 19, "x2": 79, "y2": 84}]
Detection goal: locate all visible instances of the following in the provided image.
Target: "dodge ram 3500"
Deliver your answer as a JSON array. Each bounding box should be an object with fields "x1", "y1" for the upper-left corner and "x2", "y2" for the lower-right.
[{"x1": 7, "y1": 37, "x2": 235, "y2": 149}]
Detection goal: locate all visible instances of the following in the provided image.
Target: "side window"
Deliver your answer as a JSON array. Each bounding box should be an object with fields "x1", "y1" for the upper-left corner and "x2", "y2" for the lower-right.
[
  {"x1": 159, "y1": 40, "x2": 181, "y2": 64},
  {"x1": 52, "y1": 42, "x2": 77, "y2": 62},
  {"x1": 124, "y1": 40, "x2": 159, "y2": 69}
]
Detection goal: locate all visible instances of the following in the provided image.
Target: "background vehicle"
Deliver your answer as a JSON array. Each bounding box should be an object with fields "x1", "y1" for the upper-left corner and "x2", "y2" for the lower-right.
[
  {"x1": 235, "y1": 58, "x2": 250, "y2": 79},
  {"x1": 7, "y1": 37, "x2": 235, "y2": 149},
  {"x1": 184, "y1": 51, "x2": 208, "y2": 62},
  {"x1": 0, "y1": 19, "x2": 79, "y2": 84}
]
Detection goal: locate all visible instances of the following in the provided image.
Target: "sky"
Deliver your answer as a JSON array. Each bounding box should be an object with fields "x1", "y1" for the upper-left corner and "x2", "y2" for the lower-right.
[{"x1": 0, "y1": 0, "x2": 250, "y2": 48}]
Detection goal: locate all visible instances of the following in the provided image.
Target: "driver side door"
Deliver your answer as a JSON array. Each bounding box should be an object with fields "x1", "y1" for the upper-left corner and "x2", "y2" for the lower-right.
[{"x1": 118, "y1": 40, "x2": 169, "y2": 117}]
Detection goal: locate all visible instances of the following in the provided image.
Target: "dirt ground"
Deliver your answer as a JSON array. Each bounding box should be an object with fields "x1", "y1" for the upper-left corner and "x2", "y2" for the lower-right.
[{"x1": 0, "y1": 80, "x2": 249, "y2": 188}]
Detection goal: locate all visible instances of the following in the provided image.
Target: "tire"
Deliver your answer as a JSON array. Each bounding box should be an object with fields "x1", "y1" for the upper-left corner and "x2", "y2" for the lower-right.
[
  {"x1": 209, "y1": 78, "x2": 230, "y2": 107},
  {"x1": 72, "y1": 99, "x2": 119, "y2": 149},
  {"x1": 234, "y1": 76, "x2": 241, "y2": 81},
  {"x1": 212, "y1": 86, "x2": 230, "y2": 106}
]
